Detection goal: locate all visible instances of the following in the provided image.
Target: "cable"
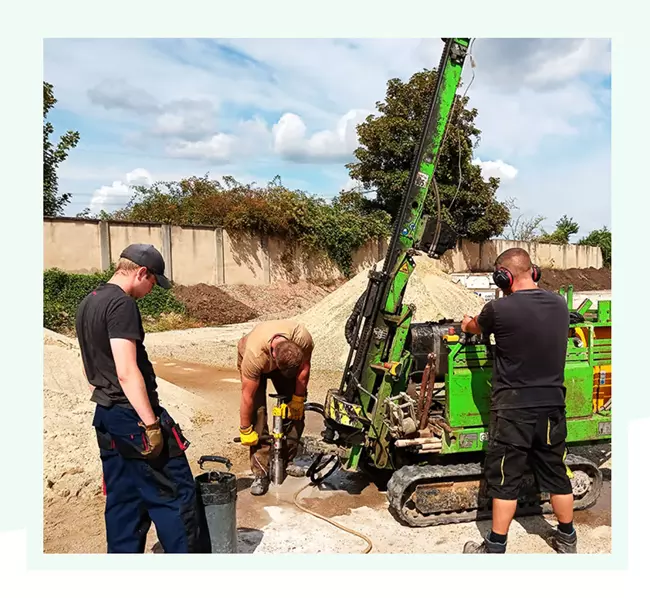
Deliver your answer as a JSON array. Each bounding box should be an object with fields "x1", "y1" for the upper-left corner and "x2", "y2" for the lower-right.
[
  {"x1": 448, "y1": 38, "x2": 477, "y2": 213},
  {"x1": 293, "y1": 481, "x2": 373, "y2": 553}
]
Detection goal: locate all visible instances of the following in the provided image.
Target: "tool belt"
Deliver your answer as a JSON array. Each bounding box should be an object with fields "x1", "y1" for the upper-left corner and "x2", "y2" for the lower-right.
[{"x1": 95, "y1": 411, "x2": 190, "y2": 460}]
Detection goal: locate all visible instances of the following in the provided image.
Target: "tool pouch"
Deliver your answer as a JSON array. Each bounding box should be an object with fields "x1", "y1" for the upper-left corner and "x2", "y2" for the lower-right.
[{"x1": 160, "y1": 411, "x2": 191, "y2": 458}]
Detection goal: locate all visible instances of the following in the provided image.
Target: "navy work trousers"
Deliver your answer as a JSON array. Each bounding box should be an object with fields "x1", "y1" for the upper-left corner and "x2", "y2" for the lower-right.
[{"x1": 93, "y1": 403, "x2": 203, "y2": 553}]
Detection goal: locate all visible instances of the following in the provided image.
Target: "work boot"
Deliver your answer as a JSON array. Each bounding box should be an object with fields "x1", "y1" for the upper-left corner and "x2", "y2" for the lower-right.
[
  {"x1": 463, "y1": 534, "x2": 507, "y2": 554},
  {"x1": 550, "y1": 528, "x2": 577, "y2": 554},
  {"x1": 285, "y1": 462, "x2": 307, "y2": 477},
  {"x1": 250, "y1": 476, "x2": 269, "y2": 496}
]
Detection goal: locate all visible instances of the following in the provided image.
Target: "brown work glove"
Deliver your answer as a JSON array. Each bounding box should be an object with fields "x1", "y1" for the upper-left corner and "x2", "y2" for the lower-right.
[{"x1": 139, "y1": 418, "x2": 164, "y2": 458}]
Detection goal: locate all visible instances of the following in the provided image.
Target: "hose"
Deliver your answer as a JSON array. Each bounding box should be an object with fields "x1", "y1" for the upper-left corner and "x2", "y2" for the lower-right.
[{"x1": 292, "y1": 481, "x2": 373, "y2": 554}]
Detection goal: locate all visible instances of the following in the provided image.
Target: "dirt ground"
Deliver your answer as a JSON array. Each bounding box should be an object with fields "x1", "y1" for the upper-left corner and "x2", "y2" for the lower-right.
[
  {"x1": 43, "y1": 265, "x2": 613, "y2": 555},
  {"x1": 539, "y1": 268, "x2": 611, "y2": 292},
  {"x1": 44, "y1": 356, "x2": 611, "y2": 555}
]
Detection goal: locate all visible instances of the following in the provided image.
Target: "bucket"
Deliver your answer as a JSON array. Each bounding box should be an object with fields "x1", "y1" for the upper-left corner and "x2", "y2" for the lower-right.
[{"x1": 195, "y1": 456, "x2": 238, "y2": 553}]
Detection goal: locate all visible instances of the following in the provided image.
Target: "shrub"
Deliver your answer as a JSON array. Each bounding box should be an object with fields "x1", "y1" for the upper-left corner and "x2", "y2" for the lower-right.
[{"x1": 43, "y1": 267, "x2": 186, "y2": 333}]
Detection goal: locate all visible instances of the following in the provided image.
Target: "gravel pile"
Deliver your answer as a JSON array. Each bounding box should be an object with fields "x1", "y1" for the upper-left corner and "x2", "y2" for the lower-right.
[{"x1": 295, "y1": 255, "x2": 486, "y2": 371}]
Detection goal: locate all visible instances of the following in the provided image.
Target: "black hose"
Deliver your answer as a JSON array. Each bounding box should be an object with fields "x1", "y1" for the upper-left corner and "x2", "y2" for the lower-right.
[{"x1": 345, "y1": 290, "x2": 367, "y2": 346}]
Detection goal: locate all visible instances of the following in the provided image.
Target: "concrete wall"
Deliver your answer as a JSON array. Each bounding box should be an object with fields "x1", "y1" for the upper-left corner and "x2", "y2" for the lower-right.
[
  {"x1": 437, "y1": 238, "x2": 603, "y2": 272},
  {"x1": 43, "y1": 220, "x2": 102, "y2": 273},
  {"x1": 43, "y1": 218, "x2": 605, "y2": 285}
]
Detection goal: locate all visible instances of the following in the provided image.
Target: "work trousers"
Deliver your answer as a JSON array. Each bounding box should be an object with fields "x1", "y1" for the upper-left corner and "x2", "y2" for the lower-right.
[
  {"x1": 484, "y1": 406, "x2": 574, "y2": 500},
  {"x1": 249, "y1": 371, "x2": 305, "y2": 478},
  {"x1": 93, "y1": 403, "x2": 204, "y2": 553}
]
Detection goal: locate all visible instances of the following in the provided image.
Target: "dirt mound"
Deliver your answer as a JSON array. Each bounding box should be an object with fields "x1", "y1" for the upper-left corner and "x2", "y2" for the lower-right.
[
  {"x1": 173, "y1": 283, "x2": 258, "y2": 325},
  {"x1": 222, "y1": 279, "x2": 344, "y2": 322},
  {"x1": 539, "y1": 268, "x2": 611, "y2": 292},
  {"x1": 295, "y1": 255, "x2": 486, "y2": 371}
]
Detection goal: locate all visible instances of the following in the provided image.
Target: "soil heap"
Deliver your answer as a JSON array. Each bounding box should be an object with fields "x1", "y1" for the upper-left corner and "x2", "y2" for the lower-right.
[{"x1": 295, "y1": 255, "x2": 486, "y2": 371}]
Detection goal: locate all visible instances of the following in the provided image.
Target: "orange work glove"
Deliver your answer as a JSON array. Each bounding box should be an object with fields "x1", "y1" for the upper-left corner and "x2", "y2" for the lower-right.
[
  {"x1": 287, "y1": 394, "x2": 305, "y2": 420},
  {"x1": 138, "y1": 418, "x2": 164, "y2": 458}
]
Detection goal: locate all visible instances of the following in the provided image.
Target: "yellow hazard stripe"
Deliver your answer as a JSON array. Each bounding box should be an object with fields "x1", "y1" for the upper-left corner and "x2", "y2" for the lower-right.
[
  {"x1": 500, "y1": 455, "x2": 505, "y2": 485},
  {"x1": 547, "y1": 418, "x2": 551, "y2": 445},
  {"x1": 563, "y1": 449, "x2": 574, "y2": 479}
]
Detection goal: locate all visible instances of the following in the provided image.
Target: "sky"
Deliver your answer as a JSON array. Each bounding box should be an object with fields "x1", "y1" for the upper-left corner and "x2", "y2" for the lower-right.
[{"x1": 43, "y1": 38, "x2": 611, "y2": 239}]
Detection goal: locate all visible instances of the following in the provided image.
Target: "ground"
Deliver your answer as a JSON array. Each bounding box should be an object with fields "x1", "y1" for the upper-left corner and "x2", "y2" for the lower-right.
[
  {"x1": 44, "y1": 358, "x2": 612, "y2": 555},
  {"x1": 43, "y1": 267, "x2": 612, "y2": 555}
]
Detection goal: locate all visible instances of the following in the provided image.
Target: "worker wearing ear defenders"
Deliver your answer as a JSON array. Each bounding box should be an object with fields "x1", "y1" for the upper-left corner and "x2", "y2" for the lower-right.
[{"x1": 461, "y1": 247, "x2": 577, "y2": 555}]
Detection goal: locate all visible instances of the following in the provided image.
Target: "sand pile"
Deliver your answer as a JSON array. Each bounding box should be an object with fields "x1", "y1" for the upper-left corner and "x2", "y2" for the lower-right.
[
  {"x1": 42, "y1": 329, "x2": 221, "y2": 501},
  {"x1": 295, "y1": 255, "x2": 486, "y2": 371}
]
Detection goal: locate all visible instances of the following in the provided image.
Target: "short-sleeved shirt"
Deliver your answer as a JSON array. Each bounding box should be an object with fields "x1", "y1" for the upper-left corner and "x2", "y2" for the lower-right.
[
  {"x1": 75, "y1": 282, "x2": 159, "y2": 408},
  {"x1": 476, "y1": 288, "x2": 569, "y2": 410},
  {"x1": 237, "y1": 320, "x2": 314, "y2": 381}
]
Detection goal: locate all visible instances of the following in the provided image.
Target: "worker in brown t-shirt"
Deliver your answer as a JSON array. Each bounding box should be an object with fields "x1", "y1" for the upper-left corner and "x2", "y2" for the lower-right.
[{"x1": 237, "y1": 319, "x2": 314, "y2": 496}]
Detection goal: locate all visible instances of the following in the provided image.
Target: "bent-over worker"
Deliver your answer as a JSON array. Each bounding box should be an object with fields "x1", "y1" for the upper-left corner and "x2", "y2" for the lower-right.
[
  {"x1": 460, "y1": 247, "x2": 577, "y2": 554},
  {"x1": 237, "y1": 319, "x2": 314, "y2": 496},
  {"x1": 76, "y1": 244, "x2": 203, "y2": 553}
]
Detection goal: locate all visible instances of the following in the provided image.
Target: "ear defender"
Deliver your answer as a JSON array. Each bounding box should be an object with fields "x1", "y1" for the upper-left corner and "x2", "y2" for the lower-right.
[
  {"x1": 492, "y1": 267, "x2": 513, "y2": 290},
  {"x1": 531, "y1": 264, "x2": 541, "y2": 282}
]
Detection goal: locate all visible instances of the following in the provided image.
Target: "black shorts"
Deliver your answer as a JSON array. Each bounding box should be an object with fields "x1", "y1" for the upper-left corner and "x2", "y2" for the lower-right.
[{"x1": 484, "y1": 406, "x2": 573, "y2": 500}]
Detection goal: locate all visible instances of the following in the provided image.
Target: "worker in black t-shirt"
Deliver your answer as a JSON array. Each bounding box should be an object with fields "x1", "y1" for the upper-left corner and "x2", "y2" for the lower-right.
[
  {"x1": 460, "y1": 247, "x2": 577, "y2": 554},
  {"x1": 76, "y1": 244, "x2": 203, "y2": 553}
]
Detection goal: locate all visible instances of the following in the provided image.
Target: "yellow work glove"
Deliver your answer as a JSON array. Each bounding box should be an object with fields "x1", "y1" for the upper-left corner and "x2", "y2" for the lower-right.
[
  {"x1": 138, "y1": 418, "x2": 164, "y2": 459},
  {"x1": 239, "y1": 425, "x2": 259, "y2": 446},
  {"x1": 287, "y1": 394, "x2": 305, "y2": 420}
]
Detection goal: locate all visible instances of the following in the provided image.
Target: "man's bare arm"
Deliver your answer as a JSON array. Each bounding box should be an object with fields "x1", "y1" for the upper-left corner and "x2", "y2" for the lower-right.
[
  {"x1": 110, "y1": 338, "x2": 157, "y2": 425},
  {"x1": 240, "y1": 375, "x2": 260, "y2": 428},
  {"x1": 461, "y1": 314, "x2": 483, "y2": 336},
  {"x1": 295, "y1": 359, "x2": 311, "y2": 397}
]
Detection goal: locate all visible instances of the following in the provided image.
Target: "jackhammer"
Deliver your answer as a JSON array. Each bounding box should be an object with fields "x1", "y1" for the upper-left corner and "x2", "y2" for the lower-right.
[{"x1": 234, "y1": 393, "x2": 339, "y2": 485}]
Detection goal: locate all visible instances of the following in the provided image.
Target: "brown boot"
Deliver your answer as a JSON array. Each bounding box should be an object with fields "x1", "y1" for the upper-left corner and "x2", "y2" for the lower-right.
[{"x1": 463, "y1": 534, "x2": 507, "y2": 553}]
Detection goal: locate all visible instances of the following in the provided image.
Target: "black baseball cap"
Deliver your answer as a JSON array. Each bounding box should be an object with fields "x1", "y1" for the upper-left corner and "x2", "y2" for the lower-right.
[{"x1": 120, "y1": 244, "x2": 172, "y2": 289}]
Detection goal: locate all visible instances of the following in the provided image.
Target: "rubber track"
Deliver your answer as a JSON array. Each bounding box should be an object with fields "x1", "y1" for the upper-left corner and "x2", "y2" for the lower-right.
[{"x1": 386, "y1": 454, "x2": 603, "y2": 527}]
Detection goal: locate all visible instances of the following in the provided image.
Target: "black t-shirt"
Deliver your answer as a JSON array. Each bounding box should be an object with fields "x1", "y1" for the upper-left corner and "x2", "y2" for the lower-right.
[
  {"x1": 477, "y1": 288, "x2": 569, "y2": 409},
  {"x1": 75, "y1": 282, "x2": 159, "y2": 408}
]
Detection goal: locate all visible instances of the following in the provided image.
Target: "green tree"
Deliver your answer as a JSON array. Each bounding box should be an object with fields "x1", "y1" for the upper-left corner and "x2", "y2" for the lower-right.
[
  {"x1": 538, "y1": 215, "x2": 580, "y2": 245},
  {"x1": 43, "y1": 81, "x2": 80, "y2": 217},
  {"x1": 347, "y1": 69, "x2": 511, "y2": 241},
  {"x1": 105, "y1": 175, "x2": 391, "y2": 277},
  {"x1": 578, "y1": 226, "x2": 611, "y2": 267}
]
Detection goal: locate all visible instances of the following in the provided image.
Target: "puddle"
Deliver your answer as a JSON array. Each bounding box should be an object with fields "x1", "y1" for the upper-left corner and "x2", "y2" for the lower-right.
[{"x1": 573, "y1": 480, "x2": 611, "y2": 527}]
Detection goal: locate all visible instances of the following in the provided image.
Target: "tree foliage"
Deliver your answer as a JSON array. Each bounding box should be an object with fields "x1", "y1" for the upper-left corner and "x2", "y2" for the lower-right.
[
  {"x1": 347, "y1": 69, "x2": 511, "y2": 241},
  {"x1": 537, "y1": 215, "x2": 580, "y2": 245},
  {"x1": 578, "y1": 226, "x2": 611, "y2": 267},
  {"x1": 103, "y1": 175, "x2": 392, "y2": 276},
  {"x1": 43, "y1": 82, "x2": 80, "y2": 217}
]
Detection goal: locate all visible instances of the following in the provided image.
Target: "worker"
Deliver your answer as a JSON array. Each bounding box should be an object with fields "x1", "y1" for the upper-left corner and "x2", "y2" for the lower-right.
[
  {"x1": 460, "y1": 248, "x2": 577, "y2": 554},
  {"x1": 237, "y1": 319, "x2": 314, "y2": 496},
  {"x1": 75, "y1": 244, "x2": 203, "y2": 553}
]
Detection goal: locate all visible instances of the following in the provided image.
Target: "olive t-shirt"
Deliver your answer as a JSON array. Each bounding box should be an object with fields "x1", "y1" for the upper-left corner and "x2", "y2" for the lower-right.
[{"x1": 237, "y1": 320, "x2": 314, "y2": 380}]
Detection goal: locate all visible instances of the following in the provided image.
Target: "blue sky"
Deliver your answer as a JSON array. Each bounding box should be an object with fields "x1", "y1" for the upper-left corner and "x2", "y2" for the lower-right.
[{"x1": 43, "y1": 38, "x2": 611, "y2": 239}]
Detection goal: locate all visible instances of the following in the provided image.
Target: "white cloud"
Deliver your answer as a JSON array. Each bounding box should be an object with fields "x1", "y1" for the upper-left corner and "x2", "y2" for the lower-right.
[
  {"x1": 126, "y1": 168, "x2": 152, "y2": 186},
  {"x1": 272, "y1": 109, "x2": 370, "y2": 161},
  {"x1": 90, "y1": 168, "x2": 152, "y2": 208},
  {"x1": 472, "y1": 158, "x2": 518, "y2": 182},
  {"x1": 90, "y1": 181, "x2": 131, "y2": 207},
  {"x1": 167, "y1": 133, "x2": 236, "y2": 161}
]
